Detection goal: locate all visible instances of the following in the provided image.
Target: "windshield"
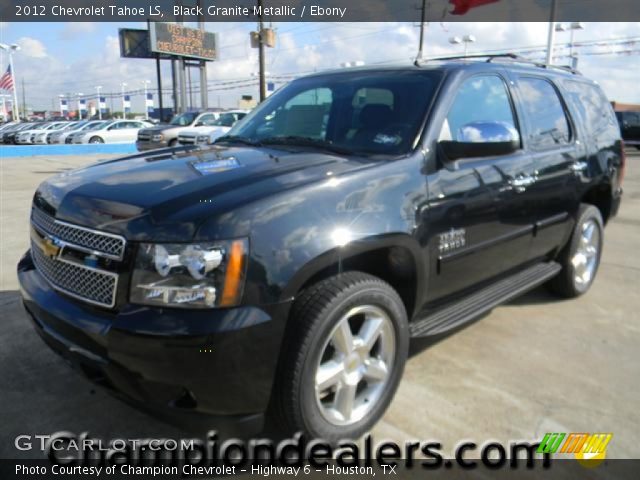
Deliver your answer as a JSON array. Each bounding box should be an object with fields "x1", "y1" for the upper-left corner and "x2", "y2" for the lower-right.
[
  {"x1": 212, "y1": 113, "x2": 240, "y2": 127},
  {"x1": 223, "y1": 70, "x2": 441, "y2": 156},
  {"x1": 82, "y1": 121, "x2": 106, "y2": 131},
  {"x1": 170, "y1": 112, "x2": 198, "y2": 126}
]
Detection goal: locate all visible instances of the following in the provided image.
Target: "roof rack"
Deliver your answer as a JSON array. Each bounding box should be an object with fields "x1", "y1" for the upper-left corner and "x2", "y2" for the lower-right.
[{"x1": 417, "y1": 53, "x2": 581, "y2": 75}]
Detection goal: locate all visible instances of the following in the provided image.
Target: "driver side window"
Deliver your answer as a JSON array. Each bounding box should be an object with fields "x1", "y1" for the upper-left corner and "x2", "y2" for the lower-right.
[{"x1": 440, "y1": 75, "x2": 518, "y2": 143}]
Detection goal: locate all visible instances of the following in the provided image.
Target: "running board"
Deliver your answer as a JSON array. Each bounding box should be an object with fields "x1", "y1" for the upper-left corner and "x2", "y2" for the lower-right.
[{"x1": 410, "y1": 261, "x2": 561, "y2": 337}]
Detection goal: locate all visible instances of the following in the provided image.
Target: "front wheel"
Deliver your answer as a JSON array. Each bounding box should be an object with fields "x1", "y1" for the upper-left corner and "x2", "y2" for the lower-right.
[
  {"x1": 89, "y1": 136, "x2": 104, "y2": 144},
  {"x1": 548, "y1": 204, "x2": 604, "y2": 298},
  {"x1": 272, "y1": 272, "x2": 408, "y2": 442}
]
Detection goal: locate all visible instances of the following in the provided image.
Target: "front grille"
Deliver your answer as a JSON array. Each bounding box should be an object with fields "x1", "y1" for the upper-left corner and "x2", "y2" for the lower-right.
[
  {"x1": 31, "y1": 239, "x2": 118, "y2": 308},
  {"x1": 32, "y1": 208, "x2": 126, "y2": 260},
  {"x1": 137, "y1": 134, "x2": 151, "y2": 141},
  {"x1": 179, "y1": 136, "x2": 195, "y2": 145}
]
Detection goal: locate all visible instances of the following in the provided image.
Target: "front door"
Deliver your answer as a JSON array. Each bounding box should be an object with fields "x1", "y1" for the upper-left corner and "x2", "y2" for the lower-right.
[{"x1": 425, "y1": 73, "x2": 538, "y2": 301}]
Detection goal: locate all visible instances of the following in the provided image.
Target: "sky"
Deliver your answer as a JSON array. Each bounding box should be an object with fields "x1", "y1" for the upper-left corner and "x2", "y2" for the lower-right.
[{"x1": 0, "y1": 21, "x2": 639, "y2": 112}]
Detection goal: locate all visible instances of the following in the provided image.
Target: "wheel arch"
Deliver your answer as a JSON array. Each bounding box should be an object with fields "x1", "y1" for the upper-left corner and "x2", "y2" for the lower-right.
[
  {"x1": 281, "y1": 233, "x2": 426, "y2": 321},
  {"x1": 581, "y1": 182, "x2": 612, "y2": 225}
]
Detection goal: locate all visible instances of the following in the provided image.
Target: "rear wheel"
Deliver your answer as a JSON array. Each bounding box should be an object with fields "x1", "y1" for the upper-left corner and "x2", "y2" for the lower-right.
[
  {"x1": 272, "y1": 272, "x2": 408, "y2": 442},
  {"x1": 548, "y1": 204, "x2": 603, "y2": 298},
  {"x1": 89, "y1": 136, "x2": 104, "y2": 144}
]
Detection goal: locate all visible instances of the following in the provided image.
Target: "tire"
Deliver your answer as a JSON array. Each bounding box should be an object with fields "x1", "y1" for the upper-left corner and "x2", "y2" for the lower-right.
[
  {"x1": 89, "y1": 136, "x2": 104, "y2": 144},
  {"x1": 548, "y1": 204, "x2": 604, "y2": 298},
  {"x1": 272, "y1": 272, "x2": 409, "y2": 442},
  {"x1": 168, "y1": 139, "x2": 178, "y2": 147}
]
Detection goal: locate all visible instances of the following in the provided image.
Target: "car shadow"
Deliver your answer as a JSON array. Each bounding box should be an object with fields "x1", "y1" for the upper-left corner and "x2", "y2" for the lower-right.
[{"x1": 408, "y1": 285, "x2": 560, "y2": 358}]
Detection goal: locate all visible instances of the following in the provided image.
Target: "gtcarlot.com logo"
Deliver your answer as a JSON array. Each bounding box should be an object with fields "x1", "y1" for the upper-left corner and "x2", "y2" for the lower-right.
[{"x1": 537, "y1": 432, "x2": 613, "y2": 467}]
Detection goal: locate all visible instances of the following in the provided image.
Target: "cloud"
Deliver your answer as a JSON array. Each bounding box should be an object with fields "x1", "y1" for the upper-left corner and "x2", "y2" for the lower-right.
[
  {"x1": 58, "y1": 22, "x2": 96, "y2": 41},
  {"x1": 16, "y1": 37, "x2": 47, "y2": 58}
]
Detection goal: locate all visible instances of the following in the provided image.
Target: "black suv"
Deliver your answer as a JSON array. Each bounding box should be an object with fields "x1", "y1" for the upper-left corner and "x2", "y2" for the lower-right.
[
  {"x1": 18, "y1": 57, "x2": 624, "y2": 441},
  {"x1": 615, "y1": 110, "x2": 640, "y2": 149}
]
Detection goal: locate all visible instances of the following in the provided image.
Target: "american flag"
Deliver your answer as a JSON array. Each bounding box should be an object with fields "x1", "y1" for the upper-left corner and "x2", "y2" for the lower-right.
[{"x1": 0, "y1": 65, "x2": 14, "y2": 91}]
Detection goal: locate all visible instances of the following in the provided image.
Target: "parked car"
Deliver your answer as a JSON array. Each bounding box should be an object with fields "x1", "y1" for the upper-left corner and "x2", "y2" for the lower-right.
[
  {"x1": 71, "y1": 119, "x2": 153, "y2": 144},
  {"x1": 16, "y1": 122, "x2": 68, "y2": 145},
  {"x1": 50, "y1": 121, "x2": 97, "y2": 144},
  {"x1": 18, "y1": 58, "x2": 624, "y2": 441},
  {"x1": 34, "y1": 122, "x2": 77, "y2": 144},
  {"x1": 1, "y1": 122, "x2": 38, "y2": 144},
  {"x1": 615, "y1": 111, "x2": 640, "y2": 149},
  {"x1": 136, "y1": 111, "x2": 228, "y2": 151},
  {"x1": 178, "y1": 111, "x2": 248, "y2": 146}
]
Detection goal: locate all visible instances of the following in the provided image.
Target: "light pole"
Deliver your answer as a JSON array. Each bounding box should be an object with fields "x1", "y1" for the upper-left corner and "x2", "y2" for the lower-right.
[
  {"x1": 0, "y1": 43, "x2": 21, "y2": 121},
  {"x1": 141, "y1": 80, "x2": 151, "y2": 120},
  {"x1": 449, "y1": 35, "x2": 476, "y2": 57},
  {"x1": 95, "y1": 85, "x2": 103, "y2": 120},
  {"x1": 555, "y1": 22, "x2": 585, "y2": 69},
  {"x1": 121, "y1": 82, "x2": 127, "y2": 119}
]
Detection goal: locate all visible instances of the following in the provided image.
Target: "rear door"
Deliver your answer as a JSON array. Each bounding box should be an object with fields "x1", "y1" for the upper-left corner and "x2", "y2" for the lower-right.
[
  {"x1": 425, "y1": 73, "x2": 538, "y2": 300},
  {"x1": 510, "y1": 75, "x2": 580, "y2": 259}
]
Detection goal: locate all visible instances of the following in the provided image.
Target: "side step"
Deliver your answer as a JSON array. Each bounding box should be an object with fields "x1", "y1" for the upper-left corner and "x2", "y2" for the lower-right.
[{"x1": 410, "y1": 261, "x2": 561, "y2": 337}]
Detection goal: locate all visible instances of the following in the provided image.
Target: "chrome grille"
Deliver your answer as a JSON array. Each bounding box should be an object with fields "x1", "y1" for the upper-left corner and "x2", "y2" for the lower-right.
[
  {"x1": 178, "y1": 136, "x2": 195, "y2": 145},
  {"x1": 137, "y1": 133, "x2": 151, "y2": 141},
  {"x1": 32, "y1": 208, "x2": 125, "y2": 260},
  {"x1": 31, "y1": 239, "x2": 118, "y2": 308}
]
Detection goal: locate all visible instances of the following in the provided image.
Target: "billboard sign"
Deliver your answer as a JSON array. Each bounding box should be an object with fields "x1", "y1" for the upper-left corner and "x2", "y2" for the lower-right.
[{"x1": 149, "y1": 23, "x2": 217, "y2": 61}]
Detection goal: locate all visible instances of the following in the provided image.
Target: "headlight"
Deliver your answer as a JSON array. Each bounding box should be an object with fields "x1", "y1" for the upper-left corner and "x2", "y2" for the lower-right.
[
  {"x1": 152, "y1": 134, "x2": 164, "y2": 142},
  {"x1": 196, "y1": 135, "x2": 210, "y2": 144},
  {"x1": 130, "y1": 238, "x2": 248, "y2": 308}
]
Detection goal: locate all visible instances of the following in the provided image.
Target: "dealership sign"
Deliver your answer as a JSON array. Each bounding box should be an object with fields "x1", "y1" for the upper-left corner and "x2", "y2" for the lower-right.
[{"x1": 149, "y1": 22, "x2": 217, "y2": 61}]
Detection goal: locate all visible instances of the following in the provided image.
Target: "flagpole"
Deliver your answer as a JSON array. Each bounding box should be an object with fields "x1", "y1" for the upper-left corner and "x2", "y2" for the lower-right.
[{"x1": 8, "y1": 50, "x2": 19, "y2": 121}]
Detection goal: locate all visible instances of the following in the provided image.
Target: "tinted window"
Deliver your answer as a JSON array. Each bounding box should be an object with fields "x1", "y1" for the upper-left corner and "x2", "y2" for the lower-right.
[
  {"x1": 519, "y1": 77, "x2": 571, "y2": 148},
  {"x1": 562, "y1": 80, "x2": 617, "y2": 135},
  {"x1": 441, "y1": 75, "x2": 518, "y2": 142},
  {"x1": 226, "y1": 71, "x2": 441, "y2": 155}
]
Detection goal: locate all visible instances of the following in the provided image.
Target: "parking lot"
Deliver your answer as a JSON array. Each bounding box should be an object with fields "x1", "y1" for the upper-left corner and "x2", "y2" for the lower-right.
[{"x1": 1, "y1": 151, "x2": 639, "y2": 459}]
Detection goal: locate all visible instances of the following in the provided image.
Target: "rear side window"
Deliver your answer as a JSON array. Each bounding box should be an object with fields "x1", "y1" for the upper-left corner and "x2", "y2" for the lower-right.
[
  {"x1": 518, "y1": 77, "x2": 571, "y2": 149},
  {"x1": 562, "y1": 80, "x2": 617, "y2": 135}
]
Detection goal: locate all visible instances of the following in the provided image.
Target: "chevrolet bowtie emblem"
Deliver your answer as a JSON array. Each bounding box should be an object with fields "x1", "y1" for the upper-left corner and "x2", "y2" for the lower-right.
[
  {"x1": 41, "y1": 237, "x2": 61, "y2": 258},
  {"x1": 32, "y1": 227, "x2": 62, "y2": 259}
]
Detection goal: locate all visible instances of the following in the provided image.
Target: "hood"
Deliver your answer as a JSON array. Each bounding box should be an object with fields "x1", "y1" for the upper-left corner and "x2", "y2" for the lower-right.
[{"x1": 33, "y1": 145, "x2": 376, "y2": 242}]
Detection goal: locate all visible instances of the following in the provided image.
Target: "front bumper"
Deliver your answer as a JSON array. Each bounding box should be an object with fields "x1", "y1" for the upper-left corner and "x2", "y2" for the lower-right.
[
  {"x1": 137, "y1": 140, "x2": 168, "y2": 151},
  {"x1": 17, "y1": 251, "x2": 291, "y2": 436}
]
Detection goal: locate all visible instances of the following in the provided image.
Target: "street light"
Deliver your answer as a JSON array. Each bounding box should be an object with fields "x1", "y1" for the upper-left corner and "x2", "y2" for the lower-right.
[
  {"x1": 555, "y1": 22, "x2": 585, "y2": 68},
  {"x1": 140, "y1": 80, "x2": 151, "y2": 120},
  {"x1": 121, "y1": 82, "x2": 127, "y2": 119},
  {"x1": 449, "y1": 35, "x2": 476, "y2": 57},
  {"x1": 0, "y1": 43, "x2": 21, "y2": 121},
  {"x1": 95, "y1": 85, "x2": 103, "y2": 120}
]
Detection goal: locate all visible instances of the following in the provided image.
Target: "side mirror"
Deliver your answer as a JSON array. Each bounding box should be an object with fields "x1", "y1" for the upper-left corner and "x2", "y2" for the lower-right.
[
  {"x1": 195, "y1": 121, "x2": 204, "y2": 127},
  {"x1": 439, "y1": 121, "x2": 520, "y2": 166}
]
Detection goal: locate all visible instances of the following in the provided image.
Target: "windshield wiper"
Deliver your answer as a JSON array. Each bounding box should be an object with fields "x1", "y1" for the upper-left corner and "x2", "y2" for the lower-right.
[
  {"x1": 214, "y1": 135, "x2": 262, "y2": 147},
  {"x1": 260, "y1": 136, "x2": 354, "y2": 156}
]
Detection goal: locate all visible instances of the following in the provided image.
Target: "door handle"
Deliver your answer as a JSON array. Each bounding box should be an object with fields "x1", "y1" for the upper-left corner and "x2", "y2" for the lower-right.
[
  {"x1": 569, "y1": 161, "x2": 588, "y2": 173},
  {"x1": 509, "y1": 175, "x2": 536, "y2": 193}
]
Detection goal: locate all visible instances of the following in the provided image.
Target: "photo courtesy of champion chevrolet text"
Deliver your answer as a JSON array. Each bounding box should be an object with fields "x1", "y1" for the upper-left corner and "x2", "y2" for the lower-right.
[{"x1": 0, "y1": 0, "x2": 639, "y2": 478}]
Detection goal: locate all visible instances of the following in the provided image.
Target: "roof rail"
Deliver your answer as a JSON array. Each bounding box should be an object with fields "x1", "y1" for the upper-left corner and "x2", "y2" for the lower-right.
[{"x1": 419, "y1": 53, "x2": 581, "y2": 75}]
